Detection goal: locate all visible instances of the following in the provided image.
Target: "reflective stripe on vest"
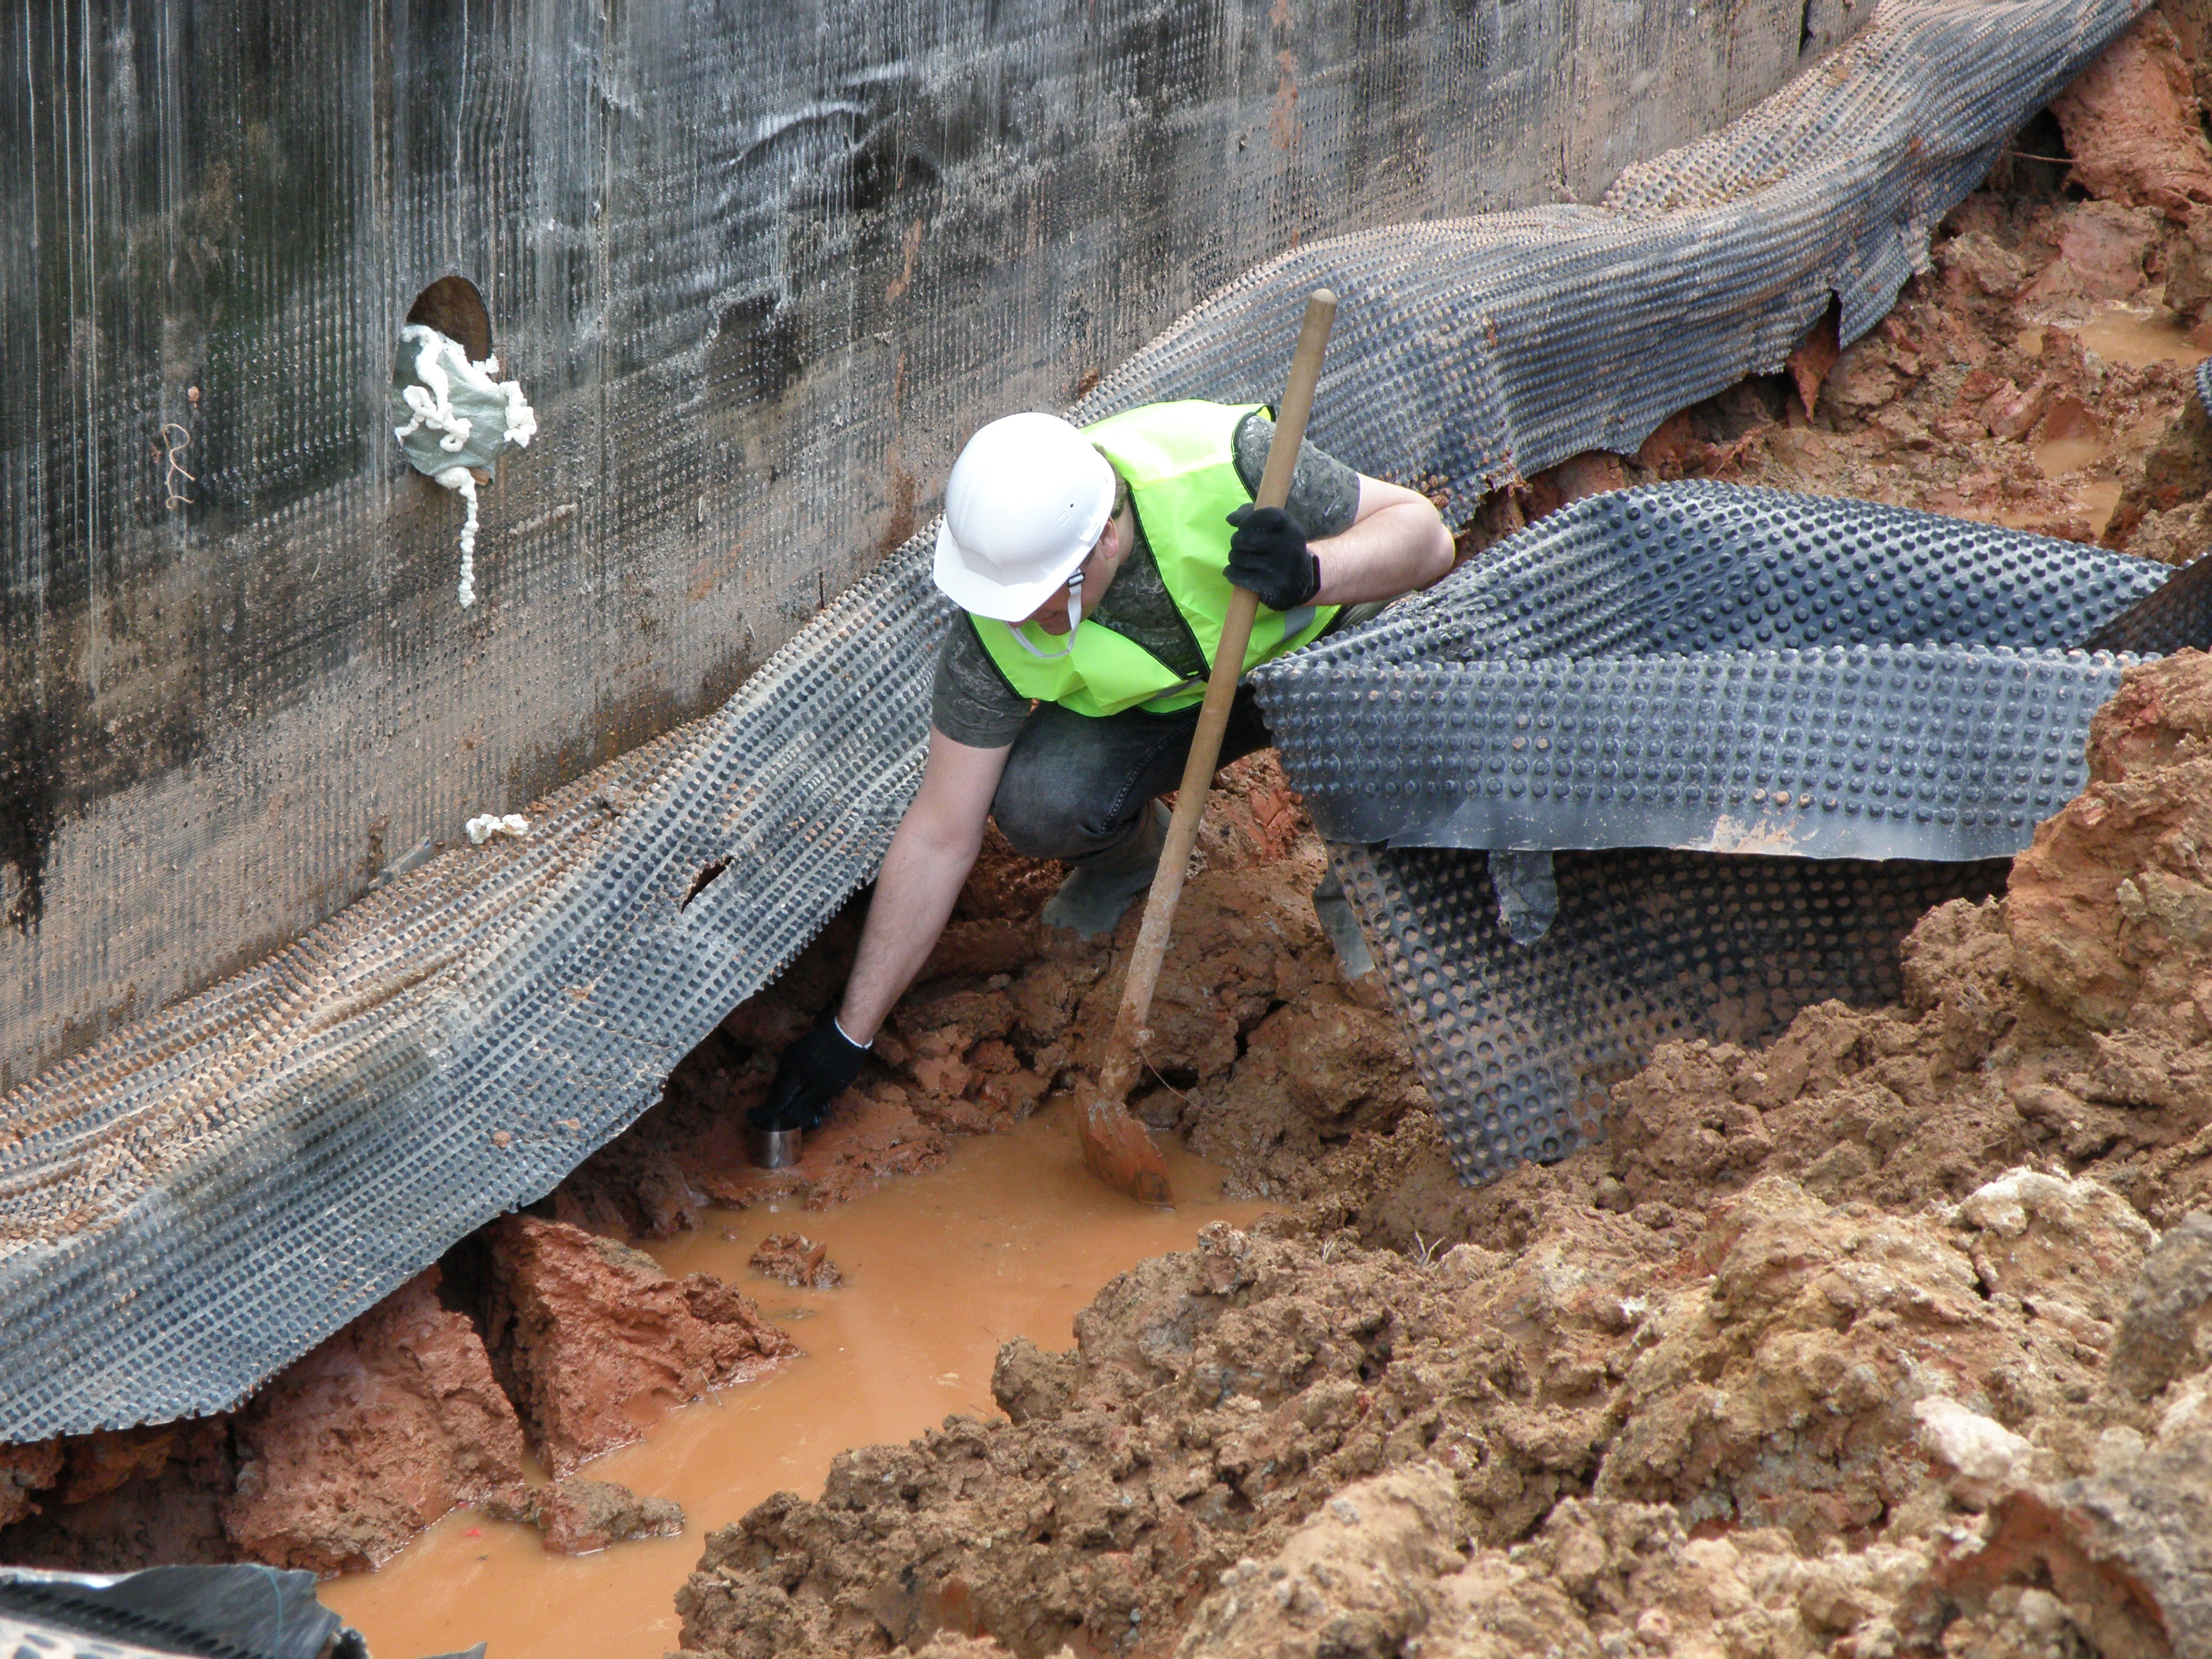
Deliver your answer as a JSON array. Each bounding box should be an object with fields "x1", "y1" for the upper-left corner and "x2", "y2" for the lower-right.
[{"x1": 971, "y1": 400, "x2": 1339, "y2": 718}]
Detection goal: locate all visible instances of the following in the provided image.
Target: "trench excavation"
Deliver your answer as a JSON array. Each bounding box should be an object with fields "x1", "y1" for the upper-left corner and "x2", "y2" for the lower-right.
[
  {"x1": 13, "y1": 1, "x2": 2212, "y2": 1657},
  {"x1": 0, "y1": 0, "x2": 2153, "y2": 1448}
]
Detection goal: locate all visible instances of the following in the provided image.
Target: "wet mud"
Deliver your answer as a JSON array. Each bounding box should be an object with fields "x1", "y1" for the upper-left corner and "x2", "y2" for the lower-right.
[{"x1": 321, "y1": 1108, "x2": 1271, "y2": 1659}]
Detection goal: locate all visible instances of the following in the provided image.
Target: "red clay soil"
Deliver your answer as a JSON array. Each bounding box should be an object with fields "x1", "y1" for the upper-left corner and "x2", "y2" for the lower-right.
[
  {"x1": 483, "y1": 1215, "x2": 799, "y2": 1478},
  {"x1": 222, "y1": 1269, "x2": 527, "y2": 1574},
  {"x1": 2053, "y1": 11, "x2": 2212, "y2": 224},
  {"x1": 0, "y1": 1223, "x2": 782, "y2": 1569},
  {"x1": 487, "y1": 1475, "x2": 687, "y2": 1555},
  {"x1": 749, "y1": 1233, "x2": 846, "y2": 1289},
  {"x1": 671, "y1": 654, "x2": 2212, "y2": 1659}
]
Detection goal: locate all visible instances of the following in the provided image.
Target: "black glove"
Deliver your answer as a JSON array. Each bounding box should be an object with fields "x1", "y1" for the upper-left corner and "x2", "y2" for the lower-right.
[
  {"x1": 1225, "y1": 504, "x2": 1322, "y2": 612},
  {"x1": 752, "y1": 1017, "x2": 870, "y2": 1131}
]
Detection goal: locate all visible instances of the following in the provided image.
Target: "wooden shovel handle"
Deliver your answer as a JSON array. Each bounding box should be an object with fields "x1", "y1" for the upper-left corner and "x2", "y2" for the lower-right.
[{"x1": 1098, "y1": 289, "x2": 1338, "y2": 1098}]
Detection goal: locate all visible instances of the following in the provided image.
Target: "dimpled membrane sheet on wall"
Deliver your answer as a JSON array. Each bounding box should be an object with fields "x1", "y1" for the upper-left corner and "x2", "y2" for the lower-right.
[
  {"x1": 0, "y1": 0, "x2": 2148, "y2": 1439},
  {"x1": 1253, "y1": 481, "x2": 2174, "y2": 1186},
  {"x1": 0, "y1": 0, "x2": 1846, "y2": 1098},
  {"x1": 1071, "y1": 0, "x2": 2148, "y2": 517}
]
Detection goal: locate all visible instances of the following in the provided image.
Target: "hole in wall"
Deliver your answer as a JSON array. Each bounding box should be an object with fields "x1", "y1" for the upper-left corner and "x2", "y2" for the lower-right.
[
  {"x1": 681, "y1": 860, "x2": 731, "y2": 912},
  {"x1": 404, "y1": 275, "x2": 492, "y2": 363}
]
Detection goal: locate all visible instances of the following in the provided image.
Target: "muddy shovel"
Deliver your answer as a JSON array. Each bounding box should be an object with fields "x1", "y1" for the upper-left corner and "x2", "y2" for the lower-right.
[{"x1": 1075, "y1": 288, "x2": 1339, "y2": 1204}]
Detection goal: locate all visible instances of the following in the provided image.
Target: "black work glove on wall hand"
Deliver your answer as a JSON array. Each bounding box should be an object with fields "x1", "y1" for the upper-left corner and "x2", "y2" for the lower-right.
[
  {"x1": 1225, "y1": 504, "x2": 1322, "y2": 612},
  {"x1": 752, "y1": 1017, "x2": 870, "y2": 1130}
]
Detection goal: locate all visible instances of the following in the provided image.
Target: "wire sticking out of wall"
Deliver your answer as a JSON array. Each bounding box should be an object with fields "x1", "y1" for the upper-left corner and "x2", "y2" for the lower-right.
[
  {"x1": 390, "y1": 322, "x2": 538, "y2": 608},
  {"x1": 157, "y1": 421, "x2": 196, "y2": 509}
]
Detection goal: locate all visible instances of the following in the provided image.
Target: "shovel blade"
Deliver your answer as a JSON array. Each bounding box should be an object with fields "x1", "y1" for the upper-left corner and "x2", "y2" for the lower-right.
[{"x1": 1074, "y1": 1084, "x2": 1174, "y2": 1207}]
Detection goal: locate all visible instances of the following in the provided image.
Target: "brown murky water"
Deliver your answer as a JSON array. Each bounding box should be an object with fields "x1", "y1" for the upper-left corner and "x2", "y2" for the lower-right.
[
  {"x1": 321, "y1": 1102, "x2": 1270, "y2": 1659},
  {"x1": 2016, "y1": 303, "x2": 2207, "y2": 372},
  {"x1": 1998, "y1": 306, "x2": 2204, "y2": 535}
]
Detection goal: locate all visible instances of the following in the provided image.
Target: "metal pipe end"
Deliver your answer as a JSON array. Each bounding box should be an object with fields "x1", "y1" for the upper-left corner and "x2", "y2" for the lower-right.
[{"x1": 749, "y1": 1124, "x2": 802, "y2": 1168}]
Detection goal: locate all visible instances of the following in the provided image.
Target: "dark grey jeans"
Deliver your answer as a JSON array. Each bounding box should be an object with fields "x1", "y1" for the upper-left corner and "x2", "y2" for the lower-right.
[{"x1": 991, "y1": 688, "x2": 1274, "y2": 868}]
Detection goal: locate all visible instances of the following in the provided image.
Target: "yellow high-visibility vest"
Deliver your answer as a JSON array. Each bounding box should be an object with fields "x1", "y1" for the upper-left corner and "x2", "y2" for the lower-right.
[{"x1": 973, "y1": 399, "x2": 1339, "y2": 716}]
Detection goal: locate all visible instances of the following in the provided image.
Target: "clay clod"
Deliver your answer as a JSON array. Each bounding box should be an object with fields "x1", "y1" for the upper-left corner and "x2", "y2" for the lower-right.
[
  {"x1": 487, "y1": 1476, "x2": 686, "y2": 1555},
  {"x1": 223, "y1": 1269, "x2": 528, "y2": 1575},
  {"x1": 486, "y1": 1217, "x2": 799, "y2": 1476},
  {"x1": 748, "y1": 1232, "x2": 844, "y2": 1289}
]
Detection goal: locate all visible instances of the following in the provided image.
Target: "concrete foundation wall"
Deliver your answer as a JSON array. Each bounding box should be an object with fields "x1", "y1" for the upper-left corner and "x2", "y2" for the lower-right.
[{"x1": 0, "y1": 0, "x2": 1856, "y2": 1088}]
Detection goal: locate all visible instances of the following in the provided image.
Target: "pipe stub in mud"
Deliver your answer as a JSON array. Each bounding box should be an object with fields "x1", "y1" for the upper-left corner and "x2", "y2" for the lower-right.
[{"x1": 750, "y1": 1124, "x2": 802, "y2": 1168}]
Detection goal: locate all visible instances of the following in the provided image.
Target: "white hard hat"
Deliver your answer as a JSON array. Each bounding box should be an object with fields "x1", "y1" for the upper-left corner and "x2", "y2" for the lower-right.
[{"x1": 933, "y1": 413, "x2": 1118, "y2": 619}]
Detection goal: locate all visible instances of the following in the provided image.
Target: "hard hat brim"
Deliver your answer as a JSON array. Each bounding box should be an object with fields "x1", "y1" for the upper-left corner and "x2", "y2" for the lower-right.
[{"x1": 932, "y1": 514, "x2": 1097, "y2": 621}]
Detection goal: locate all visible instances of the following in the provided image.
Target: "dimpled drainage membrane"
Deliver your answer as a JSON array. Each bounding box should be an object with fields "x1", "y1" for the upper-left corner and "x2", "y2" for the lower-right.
[
  {"x1": 1256, "y1": 484, "x2": 2160, "y2": 859},
  {"x1": 1329, "y1": 845, "x2": 2013, "y2": 1184},
  {"x1": 1253, "y1": 483, "x2": 2181, "y2": 1185},
  {"x1": 0, "y1": 0, "x2": 2154, "y2": 1439},
  {"x1": 1072, "y1": 0, "x2": 2148, "y2": 515}
]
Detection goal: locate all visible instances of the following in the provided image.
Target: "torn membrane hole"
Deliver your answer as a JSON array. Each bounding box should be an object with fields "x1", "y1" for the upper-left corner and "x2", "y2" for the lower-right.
[{"x1": 681, "y1": 860, "x2": 731, "y2": 911}]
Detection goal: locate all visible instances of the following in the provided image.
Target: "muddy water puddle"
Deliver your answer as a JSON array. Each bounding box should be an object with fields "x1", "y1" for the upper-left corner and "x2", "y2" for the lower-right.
[
  {"x1": 2016, "y1": 302, "x2": 2208, "y2": 370},
  {"x1": 322, "y1": 1102, "x2": 1269, "y2": 1658},
  {"x1": 1987, "y1": 305, "x2": 2204, "y2": 535}
]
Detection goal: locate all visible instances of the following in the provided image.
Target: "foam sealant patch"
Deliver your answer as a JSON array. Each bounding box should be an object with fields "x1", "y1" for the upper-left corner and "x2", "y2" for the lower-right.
[
  {"x1": 0, "y1": 0, "x2": 2154, "y2": 1439},
  {"x1": 390, "y1": 324, "x2": 538, "y2": 608},
  {"x1": 464, "y1": 813, "x2": 531, "y2": 845}
]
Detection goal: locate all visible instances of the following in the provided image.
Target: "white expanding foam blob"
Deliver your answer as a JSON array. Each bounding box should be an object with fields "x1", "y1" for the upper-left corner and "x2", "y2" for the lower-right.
[
  {"x1": 463, "y1": 813, "x2": 532, "y2": 845},
  {"x1": 390, "y1": 323, "x2": 538, "y2": 608}
]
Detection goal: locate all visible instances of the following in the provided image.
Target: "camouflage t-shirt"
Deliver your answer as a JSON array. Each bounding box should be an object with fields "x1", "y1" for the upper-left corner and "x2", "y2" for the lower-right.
[{"x1": 930, "y1": 411, "x2": 1366, "y2": 748}]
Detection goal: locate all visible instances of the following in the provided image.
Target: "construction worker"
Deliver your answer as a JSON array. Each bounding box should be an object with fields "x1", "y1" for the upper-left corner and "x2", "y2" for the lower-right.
[{"x1": 758, "y1": 400, "x2": 1454, "y2": 1129}]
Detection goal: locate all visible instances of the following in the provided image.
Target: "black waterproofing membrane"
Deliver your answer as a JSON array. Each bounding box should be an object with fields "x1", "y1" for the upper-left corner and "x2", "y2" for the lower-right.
[
  {"x1": 1252, "y1": 484, "x2": 2176, "y2": 1184},
  {"x1": 0, "y1": 0, "x2": 2153, "y2": 1439},
  {"x1": 0, "y1": 1564, "x2": 412, "y2": 1659},
  {"x1": 1, "y1": 0, "x2": 1843, "y2": 1097}
]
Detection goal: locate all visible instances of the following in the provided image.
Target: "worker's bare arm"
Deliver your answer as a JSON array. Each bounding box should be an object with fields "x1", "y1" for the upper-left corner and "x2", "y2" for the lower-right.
[
  {"x1": 836, "y1": 728, "x2": 1011, "y2": 1044},
  {"x1": 1309, "y1": 475, "x2": 1455, "y2": 606}
]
